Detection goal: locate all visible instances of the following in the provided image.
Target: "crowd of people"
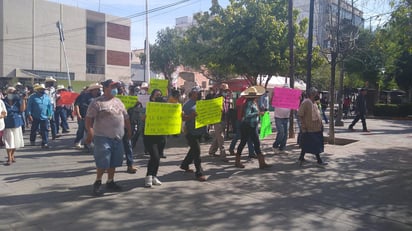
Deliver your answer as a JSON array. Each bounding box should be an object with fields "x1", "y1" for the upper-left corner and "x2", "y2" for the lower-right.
[{"x1": 1, "y1": 78, "x2": 373, "y2": 196}]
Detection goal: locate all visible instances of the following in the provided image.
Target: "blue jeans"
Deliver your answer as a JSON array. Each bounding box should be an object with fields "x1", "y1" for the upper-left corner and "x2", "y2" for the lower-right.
[
  {"x1": 229, "y1": 121, "x2": 254, "y2": 156},
  {"x1": 273, "y1": 117, "x2": 289, "y2": 150},
  {"x1": 74, "y1": 119, "x2": 85, "y2": 144},
  {"x1": 55, "y1": 106, "x2": 69, "y2": 133},
  {"x1": 30, "y1": 118, "x2": 49, "y2": 146}
]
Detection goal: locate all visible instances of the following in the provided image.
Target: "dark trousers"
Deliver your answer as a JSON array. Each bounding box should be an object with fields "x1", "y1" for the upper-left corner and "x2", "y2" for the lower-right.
[
  {"x1": 30, "y1": 118, "x2": 49, "y2": 145},
  {"x1": 74, "y1": 119, "x2": 85, "y2": 144},
  {"x1": 145, "y1": 135, "x2": 165, "y2": 176},
  {"x1": 181, "y1": 134, "x2": 203, "y2": 177},
  {"x1": 50, "y1": 113, "x2": 57, "y2": 138},
  {"x1": 237, "y1": 122, "x2": 262, "y2": 156},
  {"x1": 123, "y1": 134, "x2": 134, "y2": 167},
  {"x1": 350, "y1": 113, "x2": 367, "y2": 130}
]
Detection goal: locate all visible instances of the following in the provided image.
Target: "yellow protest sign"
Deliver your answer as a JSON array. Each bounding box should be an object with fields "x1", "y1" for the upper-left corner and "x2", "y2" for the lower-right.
[
  {"x1": 195, "y1": 97, "x2": 223, "y2": 128},
  {"x1": 144, "y1": 102, "x2": 182, "y2": 135},
  {"x1": 149, "y1": 79, "x2": 169, "y2": 96},
  {"x1": 116, "y1": 95, "x2": 139, "y2": 109}
]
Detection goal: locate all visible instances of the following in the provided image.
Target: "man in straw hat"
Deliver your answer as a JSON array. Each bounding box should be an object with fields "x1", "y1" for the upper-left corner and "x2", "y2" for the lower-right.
[
  {"x1": 27, "y1": 84, "x2": 54, "y2": 148},
  {"x1": 235, "y1": 86, "x2": 270, "y2": 169},
  {"x1": 180, "y1": 86, "x2": 207, "y2": 181},
  {"x1": 297, "y1": 87, "x2": 328, "y2": 166}
]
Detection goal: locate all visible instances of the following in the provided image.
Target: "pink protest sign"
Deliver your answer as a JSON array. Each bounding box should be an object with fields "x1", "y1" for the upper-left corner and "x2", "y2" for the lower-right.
[{"x1": 272, "y1": 87, "x2": 302, "y2": 109}]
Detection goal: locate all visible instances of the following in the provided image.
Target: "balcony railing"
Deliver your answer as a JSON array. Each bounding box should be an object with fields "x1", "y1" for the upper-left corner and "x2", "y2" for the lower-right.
[
  {"x1": 87, "y1": 64, "x2": 105, "y2": 74},
  {"x1": 86, "y1": 35, "x2": 105, "y2": 46}
]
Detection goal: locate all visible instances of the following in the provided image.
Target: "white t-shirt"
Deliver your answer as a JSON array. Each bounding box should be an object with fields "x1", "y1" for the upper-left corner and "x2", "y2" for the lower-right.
[
  {"x1": 274, "y1": 107, "x2": 291, "y2": 119},
  {"x1": 0, "y1": 100, "x2": 7, "y2": 130}
]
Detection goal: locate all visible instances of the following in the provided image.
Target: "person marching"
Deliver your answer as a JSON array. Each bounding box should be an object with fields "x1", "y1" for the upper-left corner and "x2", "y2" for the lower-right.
[
  {"x1": 297, "y1": 88, "x2": 328, "y2": 166},
  {"x1": 234, "y1": 86, "x2": 270, "y2": 169}
]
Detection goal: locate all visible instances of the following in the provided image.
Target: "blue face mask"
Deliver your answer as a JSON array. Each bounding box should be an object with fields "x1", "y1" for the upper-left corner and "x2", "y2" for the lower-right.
[{"x1": 110, "y1": 88, "x2": 118, "y2": 96}]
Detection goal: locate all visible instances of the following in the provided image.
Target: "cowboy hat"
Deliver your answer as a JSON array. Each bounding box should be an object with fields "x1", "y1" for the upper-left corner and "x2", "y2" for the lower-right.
[
  {"x1": 56, "y1": 84, "x2": 66, "y2": 90},
  {"x1": 34, "y1": 83, "x2": 46, "y2": 91},
  {"x1": 87, "y1": 83, "x2": 102, "y2": 91},
  {"x1": 6, "y1": 87, "x2": 16, "y2": 94},
  {"x1": 240, "y1": 85, "x2": 265, "y2": 98},
  {"x1": 45, "y1": 76, "x2": 57, "y2": 82}
]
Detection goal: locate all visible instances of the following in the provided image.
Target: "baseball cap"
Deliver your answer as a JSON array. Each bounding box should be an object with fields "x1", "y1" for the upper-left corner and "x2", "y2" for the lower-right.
[{"x1": 101, "y1": 79, "x2": 119, "y2": 88}]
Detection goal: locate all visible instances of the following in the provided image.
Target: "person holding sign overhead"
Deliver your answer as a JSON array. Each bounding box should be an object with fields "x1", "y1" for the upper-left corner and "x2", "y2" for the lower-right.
[
  {"x1": 235, "y1": 86, "x2": 271, "y2": 169},
  {"x1": 180, "y1": 86, "x2": 207, "y2": 182},
  {"x1": 143, "y1": 89, "x2": 167, "y2": 187}
]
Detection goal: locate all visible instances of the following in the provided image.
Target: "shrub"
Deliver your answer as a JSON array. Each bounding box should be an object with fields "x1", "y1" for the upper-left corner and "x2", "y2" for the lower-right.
[{"x1": 373, "y1": 103, "x2": 412, "y2": 117}]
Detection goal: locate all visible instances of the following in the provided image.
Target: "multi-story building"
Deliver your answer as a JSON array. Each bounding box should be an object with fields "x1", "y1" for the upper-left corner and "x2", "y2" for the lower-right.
[
  {"x1": 295, "y1": 0, "x2": 364, "y2": 49},
  {"x1": 0, "y1": 0, "x2": 131, "y2": 85}
]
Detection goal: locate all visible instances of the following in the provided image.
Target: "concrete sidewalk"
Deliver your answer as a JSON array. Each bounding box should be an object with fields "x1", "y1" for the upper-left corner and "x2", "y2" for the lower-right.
[{"x1": 0, "y1": 117, "x2": 411, "y2": 231}]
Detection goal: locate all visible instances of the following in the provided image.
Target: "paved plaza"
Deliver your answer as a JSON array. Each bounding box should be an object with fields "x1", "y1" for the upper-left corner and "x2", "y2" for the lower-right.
[{"x1": 0, "y1": 116, "x2": 411, "y2": 231}]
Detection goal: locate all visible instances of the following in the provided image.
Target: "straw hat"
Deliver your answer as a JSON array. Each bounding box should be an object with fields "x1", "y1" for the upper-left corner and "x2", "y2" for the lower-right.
[
  {"x1": 87, "y1": 83, "x2": 102, "y2": 91},
  {"x1": 6, "y1": 87, "x2": 16, "y2": 94},
  {"x1": 34, "y1": 83, "x2": 46, "y2": 91},
  {"x1": 240, "y1": 85, "x2": 265, "y2": 98},
  {"x1": 45, "y1": 76, "x2": 57, "y2": 82},
  {"x1": 56, "y1": 85, "x2": 66, "y2": 90}
]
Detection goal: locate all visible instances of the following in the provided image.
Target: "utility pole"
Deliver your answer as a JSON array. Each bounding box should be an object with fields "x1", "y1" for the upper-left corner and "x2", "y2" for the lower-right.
[
  {"x1": 56, "y1": 21, "x2": 71, "y2": 87},
  {"x1": 288, "y1": 0, "x2": 296, "y2": 138},
  {"x1": 145, "y1": 0, "x2": 151, "y2": 84},
  {"x1": 306, "y1": 0, "x2": 315, "y2": 92}
]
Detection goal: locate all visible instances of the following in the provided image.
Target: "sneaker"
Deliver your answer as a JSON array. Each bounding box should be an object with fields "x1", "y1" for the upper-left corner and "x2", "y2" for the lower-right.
[
  {"x1": 106, "y1": 181, "x2": 122, "y2": 191},
  {"x1": 362, "y1": 129, "x2": 370, "y2": 132},
  {"x1": 196, "y1": 175, "x2": 207, "y2": 182},
  {"x1": 348, "y1": 126, "x2": 355, "y2": 131},
  {"x1": 228, "y1": 149, "x2": 235, "y2": 156},
  {"x1": 145, "y1": 175, "x2": 153, "y2": 188},
  {"x1": 41, "y1": 144, "x2": 49, "y2": 149},
  {"x1": 127, "y1": 166, "x2": 137, "y2": 174},
  {"x1": 93, "y1": 180, "x2": 103, "y2": 196},
  {"x1": 160, "y1": 155, "x2": 167, "y2": 159},
  {"x1": 75, "y1": 143, "x2": 84, "y2": 149},
  {"x1": 152, "y1": 176, "x2": 162, "y2": 186},
  {"x1": 62, "y1": 130, "x2": 70, "y2": 134}
]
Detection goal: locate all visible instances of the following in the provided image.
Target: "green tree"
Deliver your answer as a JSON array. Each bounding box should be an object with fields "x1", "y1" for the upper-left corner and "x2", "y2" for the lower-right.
[
  {"x1": 150, "y1": 27, "x2": 182, "y2": 90},
  {"x1": 181, "y1": 0, "x2": 322, "y2": 86},
  {"x1": 379, "y1": 0, "x2": 412, "y2": 99}
]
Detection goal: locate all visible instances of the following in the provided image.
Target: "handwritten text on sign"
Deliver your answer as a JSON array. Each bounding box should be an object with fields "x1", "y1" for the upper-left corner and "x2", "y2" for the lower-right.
[
  {"x1": 272, "y1": 87, "x2": 302, "y2": 110},
  {"x1": 195, "y1": 97, "x2": 223, "y2": 128},
  {"x1": 116, "y1": 95, "x2": 138, "y2": 109},
  {"x1": 144, "y1": 102, "x2": 182, "y2": 135},
  {"x1": 149, "y1": 79, "x2": 169, "y2": 97}
]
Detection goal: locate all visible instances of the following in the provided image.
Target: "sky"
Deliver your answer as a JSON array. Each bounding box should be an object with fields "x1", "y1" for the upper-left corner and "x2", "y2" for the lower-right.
[{"x1": 48, "y1": 0, "x2": 393, "y2": 49}]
